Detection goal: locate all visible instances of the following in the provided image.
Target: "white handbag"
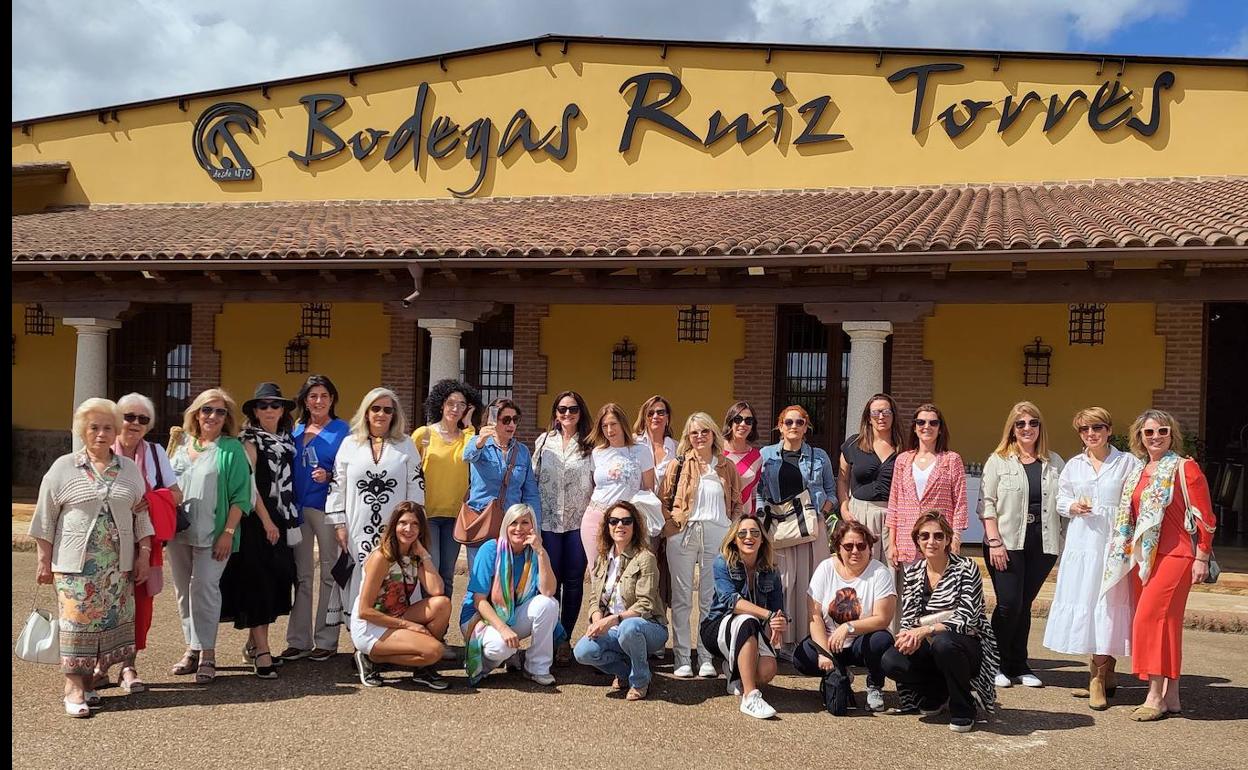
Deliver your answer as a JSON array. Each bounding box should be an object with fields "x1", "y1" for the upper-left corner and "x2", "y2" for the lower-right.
[
  {"x1": 630, "y1": 490, "x2": 666, "y2": 538},
  {"x1": 15, "y1": 587, "x2": 59, "y2": 665}
]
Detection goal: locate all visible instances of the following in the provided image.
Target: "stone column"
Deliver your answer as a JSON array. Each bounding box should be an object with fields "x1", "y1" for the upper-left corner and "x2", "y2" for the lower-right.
[
  {"x1": 842, "y1": 321, "x2": 893, "y2": 437},
  {"x1": 63, "y1": 317, "x2": 122, "y2": 449},
  {"x1": 418, "y1": 318, "x2": 473, "y2": 392}
]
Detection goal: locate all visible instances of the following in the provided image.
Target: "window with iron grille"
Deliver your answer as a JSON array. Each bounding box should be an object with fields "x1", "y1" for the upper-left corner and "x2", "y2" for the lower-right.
[
  {"x1": 1023, "y1": 337, "x2": 1053, "y2": 386},
  {"x1": 463, "y1": 305, "x2": 514, "y2": 405},
  {"x1": 24, "y1": 304, "x2": 55, "y2": 335},
  {"x1": 1068, "y1": 303, "x2": 1106, "y2": 345},
  {"x1": 285, "y1": 335, "x2": 310, "y2": 374},
  {"x1": 772, "y1": 306, "x2": 856, "y2": 455},
  {"x1": 301, "y1": 303, "x2": 332, "y2": 338},
  {"x1": 109, "y1": 304, "x2": 192, "y2": 446},
  {"x1": 612, "y1": 338, "x2": 638, "y2": 381},
  {"x1": 677, "y1": 305, "x2": 710, "y2": 342}
]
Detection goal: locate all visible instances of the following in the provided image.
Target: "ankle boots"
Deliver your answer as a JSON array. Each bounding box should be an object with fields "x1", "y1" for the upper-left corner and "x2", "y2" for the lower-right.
[{"x1": 1088, "y1": 657, "x2": 1116, "y2": 711}]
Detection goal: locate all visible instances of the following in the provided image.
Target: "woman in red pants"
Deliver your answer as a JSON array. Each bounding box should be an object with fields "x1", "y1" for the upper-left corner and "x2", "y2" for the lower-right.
[{"x1": 1101, "y1": 409, "x2": 1216, "y2": 722}]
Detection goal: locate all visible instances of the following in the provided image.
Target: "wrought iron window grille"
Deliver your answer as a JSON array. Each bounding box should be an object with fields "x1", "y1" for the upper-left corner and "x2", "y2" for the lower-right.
[
  {"x1": 1023, "y1": 336, "x2": 1053, "y2": 386},
  {"x1": 301, "y1": 303, "x2": 332, "y2": 338},
  {"x1": 285, "y1": 334, "x2": 310, "y2": 374},
  {"x1": 1068, "y1": 303, "x2": 1106, "y2": 345},
  {"x1": 677, "y1": 305, "x2": 710, "y2": 342},
  {"x1": 24, "y1": 304, "x2": 54, "y2": 336},
  {"x1": 612, "y1": 337, "x2": 637, "y2": 381}
]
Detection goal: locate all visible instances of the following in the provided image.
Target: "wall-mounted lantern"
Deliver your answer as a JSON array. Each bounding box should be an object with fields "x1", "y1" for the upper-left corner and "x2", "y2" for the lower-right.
[
  {"x1": 1023, "y1": 336, "x2": 1052, "y2": 386},
  {"x1": 301, "y1": 303, "x2": 332, "y2": 338},
  {"x1": 677, "y1": 305, "x2": 710, "y2": 342},
  {"x1": 24, "y1": 304, "x2": 54, "y2": 335},
  {"x1": 285, "y1": 334, "x2": 310, "y2": 374},
  {"x1": 612, "y1": 337, "x2": 637, "y2": 381},
  {"x1": 1068, "y1": 303, "x2": 1106, "y2": 345}
]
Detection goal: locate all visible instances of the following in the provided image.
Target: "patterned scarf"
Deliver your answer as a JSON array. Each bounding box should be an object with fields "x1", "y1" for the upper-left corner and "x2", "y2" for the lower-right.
[
  {"x1": 1102, "y1": 451, "x2": 1179, "y2": 592},
  {"x1": 463, "y1": 537, "x2": 539, "y2": 685},
  {"x1": 242, "y1": 426, "x2": 298, "y2": 526}
]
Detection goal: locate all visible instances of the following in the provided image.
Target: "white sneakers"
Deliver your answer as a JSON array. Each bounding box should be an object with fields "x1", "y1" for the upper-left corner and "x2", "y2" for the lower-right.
[
  {"x1": 698, "y1": 659, "x2": 718, "y2": 678},
  {"x1": 1016, "y1": 673, "x2": 1043, "y2": 688},
  {"x1": 740, "y1": 689, "x2": 777, "y2": 719},
  {"x1": 523, "y1": 670, "x2": 556, "y2": 686},
  {"x1": 994, "y1": 672, "x2": 1013, "y2": 688},
  {"x1": 995, "y1": 671, "x2": 1042, "y2": 687},
  {"x1": 673, "y1": 664, "x2": 695, "y2": 678},
  {"x1": 866, "y1": 686, "x2": 886, "y2": 712}
]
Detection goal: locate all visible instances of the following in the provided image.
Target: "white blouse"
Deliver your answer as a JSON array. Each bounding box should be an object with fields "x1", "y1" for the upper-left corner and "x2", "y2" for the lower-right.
[
  {"x1": 912, "y1": 461, "x2": 935, "y2": 499},
  {"x1": 688, "y1": 456, "x2": 729, "y2": 526}
]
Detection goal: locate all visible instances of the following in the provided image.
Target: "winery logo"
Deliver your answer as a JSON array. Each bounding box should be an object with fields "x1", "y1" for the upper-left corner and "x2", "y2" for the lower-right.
[{"x1": 193, "y1": 102, "x2": 260, "y2": 181}]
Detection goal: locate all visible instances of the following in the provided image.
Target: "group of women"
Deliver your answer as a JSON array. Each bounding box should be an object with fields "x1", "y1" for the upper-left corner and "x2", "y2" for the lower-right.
[{"x1": 30, "y1": 376, "x2": 1217, "y2": 728}]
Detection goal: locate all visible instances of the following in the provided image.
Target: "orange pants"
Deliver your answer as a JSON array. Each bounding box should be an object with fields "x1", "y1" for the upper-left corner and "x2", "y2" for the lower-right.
[{"x1": 1130, "y1": 554, "x2": 1194, "y2": 680}]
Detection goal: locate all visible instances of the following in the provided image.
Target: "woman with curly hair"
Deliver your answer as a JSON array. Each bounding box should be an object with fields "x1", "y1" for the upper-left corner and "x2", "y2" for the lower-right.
[{"x1": 412, "y1": 379, "x2": 482, "y2": 601}]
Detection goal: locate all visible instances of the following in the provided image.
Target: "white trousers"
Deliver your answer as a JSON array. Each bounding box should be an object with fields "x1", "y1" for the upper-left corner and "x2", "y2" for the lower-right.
[
  {"x1": 167, "y1": 542, "x2": 229, "y2": 651},
  {"x1": 666, "y1": 520, "x2": 729, "y2": 668},
  {"x1": 479, "y1": 594, "x2": 559, "y2": 676}
]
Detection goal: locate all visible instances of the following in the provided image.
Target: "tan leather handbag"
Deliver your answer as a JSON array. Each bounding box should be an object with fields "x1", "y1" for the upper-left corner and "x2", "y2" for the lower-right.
[{"x1": 453, "y1": 445, "x2": 520, "y2": 546}]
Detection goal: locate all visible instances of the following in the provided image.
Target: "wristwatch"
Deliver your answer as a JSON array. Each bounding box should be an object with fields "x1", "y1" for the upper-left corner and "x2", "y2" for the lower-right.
[
  {"x1": 845, "y1": 622, "x2": 858, "y2": 636},
  {"x1": 223, "y1": 527, "x2": 236, "y2": 536}
]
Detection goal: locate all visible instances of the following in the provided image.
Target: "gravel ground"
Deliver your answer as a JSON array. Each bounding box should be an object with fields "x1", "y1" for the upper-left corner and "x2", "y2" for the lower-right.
[{"x1": 11, "y1": 550, "x2": 1248, "y2": 769}]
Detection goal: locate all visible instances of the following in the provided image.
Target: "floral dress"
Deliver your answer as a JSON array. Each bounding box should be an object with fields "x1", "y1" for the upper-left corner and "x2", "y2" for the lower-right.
[{"x1": 56, "y1": 456, "x2": 137, "y2": 675}]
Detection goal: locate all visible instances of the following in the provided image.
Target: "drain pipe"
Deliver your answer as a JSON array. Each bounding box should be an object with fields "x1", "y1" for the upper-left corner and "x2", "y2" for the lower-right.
[{"x1": 401, "y1": 264, "x2": 424, "y2": 307}]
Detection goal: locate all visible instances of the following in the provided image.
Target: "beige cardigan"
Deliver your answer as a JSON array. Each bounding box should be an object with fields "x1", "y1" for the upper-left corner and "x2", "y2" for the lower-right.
[
  {"x1": 29, "y1": 452, "x2": 154, "y2": 574},
  {"x1": 977, "y1": 451, "x2": 1065, "y2": 554}
]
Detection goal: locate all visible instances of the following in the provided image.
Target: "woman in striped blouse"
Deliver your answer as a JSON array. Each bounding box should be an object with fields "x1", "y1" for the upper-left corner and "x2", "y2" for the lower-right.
[{"x1": 722, "y1": 401, "x2": 762, "y2": 516}]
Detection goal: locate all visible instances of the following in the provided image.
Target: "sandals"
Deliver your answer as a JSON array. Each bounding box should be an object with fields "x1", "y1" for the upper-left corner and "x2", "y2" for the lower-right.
[
  {"x1": 1129, "y1": 706, "x2": 1167, "y2": 722},
  {"x1": 195, "y1": 659, "x2": 217, "y2": 684},
  {"x1": 171, "y1": 650, "x2": 200, "y2": 676},
  {"x1": 252, "y1": 652, "x2": 279, "y2": 680},
  {"x1": 119, "y1": 666, "x2": 146, "y2": 693},
  {"x1": 626, "y1": 685, "x2": 649, "y2": 701},
  {"x1": 63, "y1": 698, "x2": 91, "y2": 719}
]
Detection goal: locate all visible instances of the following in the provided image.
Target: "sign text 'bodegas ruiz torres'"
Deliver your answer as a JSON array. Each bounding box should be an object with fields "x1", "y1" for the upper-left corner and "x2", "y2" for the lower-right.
[{"x1": 194, "y1": 62, "x2": 1177, "y2": 197}]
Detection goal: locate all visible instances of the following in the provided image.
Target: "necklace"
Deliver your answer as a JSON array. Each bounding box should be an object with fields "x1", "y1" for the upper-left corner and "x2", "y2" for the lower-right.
[
  {"x1": 193, "y1": 437, "x2": 215, "y2": 452},
  {"x1": 370, "y1": 435, "x2": 385, "y2": 463}
]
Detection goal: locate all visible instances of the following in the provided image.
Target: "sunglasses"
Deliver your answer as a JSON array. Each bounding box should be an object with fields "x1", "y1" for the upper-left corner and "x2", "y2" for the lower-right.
[
  {"x1": 1014, "y1": 418, "x2": 1041, "y2": 430},
  {"x1": 606, "y1": 517, "x2": 634, "y2": 527},
  {"x1": 840, "y1": 541, "x2": 869, "y2": 553},
  {"x1": 783, "y1": 418, "x2": 807, "y2": 427},
  {"x1": 736, "y1": 529, "x2": 762, "y2": 541},
  {"x1": 199, "y1": 406, "x2": 228, "y2": 419},
  {"x1": 255, "y1": 400, "x2": 285, "y2": 411},
  {"x1": 1077, "y1": 423, "x2": 1109, "y2": 434},
  {"x1": 917, "y1": 531, "x2": 947, "y2": 542},
  {"x1": 122, "y1": 413, "x2": 151, "y2": 426},
  {"x1": 498, "y1": 415, "x2": 517, "y2": 426},
  {"x1": 731, "y1": 415, "x2": 756, "y2": 426},
  {"x1": 869, "y1": 409, "x2": 893, "y2": 418},
  {"x1": 689, "y1": 428, "x2": 713, "y2": 439},
  {"x1": 914, "y1": 418, "x2": 941, "y2": 428},
  {"x1": 369, "y1": 404, "x2": 395, "y2": 415},
  {"x1": 648, "y1": 409, "x2": 668, "y2": 418},
  {"x1": 555, "y1": 405, "x2": 580, "y2": 415},
  {"x1": 1142, "y1": 426, "x2": 1171, "y2": 438}
]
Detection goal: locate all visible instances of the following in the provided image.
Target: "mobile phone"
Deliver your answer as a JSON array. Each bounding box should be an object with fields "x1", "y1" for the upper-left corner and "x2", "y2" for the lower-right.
[{"x1": 487, "y1": 405, "x2": 499, "y2": 425}]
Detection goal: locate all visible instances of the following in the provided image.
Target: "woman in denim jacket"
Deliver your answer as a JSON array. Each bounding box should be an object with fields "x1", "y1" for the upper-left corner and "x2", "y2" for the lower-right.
[
  {"x1": 755, "y1": 405, "x2": 837, "y2": 650},
  {"x1": 699, "y1": 514, "x2": 788, "y2": 719}
]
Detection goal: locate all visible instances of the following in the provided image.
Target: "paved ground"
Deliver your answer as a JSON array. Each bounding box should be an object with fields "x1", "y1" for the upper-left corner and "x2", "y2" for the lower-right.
[{"x1": 11, "y1": 550, "x2": 1248, "y2": 770}]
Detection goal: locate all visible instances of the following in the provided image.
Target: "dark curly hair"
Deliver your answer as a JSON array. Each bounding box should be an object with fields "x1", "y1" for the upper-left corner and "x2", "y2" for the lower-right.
[{"x1": 423, "y1": 379, "x2": 483, "y2": 429}]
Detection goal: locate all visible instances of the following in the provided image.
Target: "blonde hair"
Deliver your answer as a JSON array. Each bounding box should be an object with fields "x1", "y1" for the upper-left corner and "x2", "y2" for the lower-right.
[
  {"x1": 632, "y1": 395, "x2": 674, "y2": 439},
  {"x1": 73, "y1": 398, "x2": 122, "y2": 444},
  {"x1": 1072, "y1": 406, "x2": 1113, "y2": 431},
  {"x1": 501, "y1": 503, "x2": 537, "y2": 534},
  {"x1": 992, "y1": 401, "x2": 1051, "y2": 462},
  {"x1": 182, "y1": 388, "x2": 240, "y2": 439},
  {"x1": 1127, "y1": 409, "x2": 1184, "y2": 460},
  {"x1": 589, "y1": 403, "x2": 634, "y2": 449},
  {"x1": 721, "y1": 514, "x2": 775, "y2": 571},
  {"x1": 676, "y1": 411, "x2": 726, "y2": 457},
  {"x1": 349, "y1": 387, "x2": 408, "y2": 444}
]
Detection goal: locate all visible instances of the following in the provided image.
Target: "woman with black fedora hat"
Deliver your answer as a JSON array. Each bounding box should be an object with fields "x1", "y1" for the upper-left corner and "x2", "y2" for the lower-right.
[{"x1": 219, "y1": 382, "x2": 299, "y2": 678}]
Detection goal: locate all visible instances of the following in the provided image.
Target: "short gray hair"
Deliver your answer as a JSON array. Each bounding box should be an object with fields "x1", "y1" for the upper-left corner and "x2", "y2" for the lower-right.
[
  {"x1": 73, "y1": 398, "x2": 122, "y2": 444},
  {"x1": 117, "y1": 392, "x2": 157, "y2": 419}
]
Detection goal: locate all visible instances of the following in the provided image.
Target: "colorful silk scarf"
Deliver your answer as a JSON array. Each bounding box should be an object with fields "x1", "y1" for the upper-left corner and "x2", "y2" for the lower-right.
[
  {"x1": 463, "y1": 537, "x2": 539, "y2": 685},
  {"x1": 1102, "y1": 451, "x2": 1179, "y2": 593}
]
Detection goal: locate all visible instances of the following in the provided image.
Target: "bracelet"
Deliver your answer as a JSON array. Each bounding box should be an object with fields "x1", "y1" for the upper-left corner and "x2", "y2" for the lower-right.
[
  {"x1": 1196, "y1": 557, "x2": 1210, "y2": 563},
  {"x1": 986, "y1": 538, "x2": 1003, "y2": 547}
]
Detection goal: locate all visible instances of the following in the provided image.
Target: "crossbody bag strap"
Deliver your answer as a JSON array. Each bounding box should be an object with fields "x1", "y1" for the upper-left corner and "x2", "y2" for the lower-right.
[
  {"x1": 498, "y1": 442, "x2": 521, "y2": 499},
  {"x1": 1178, "y1": 459, "x2": 1214, "y2": 537},
  {"x1": 664, "y1": 455, "x2": 686, "y2": 510},
  {"x1": 149, "y1": 442, "x2": 164, "y2": 491}
]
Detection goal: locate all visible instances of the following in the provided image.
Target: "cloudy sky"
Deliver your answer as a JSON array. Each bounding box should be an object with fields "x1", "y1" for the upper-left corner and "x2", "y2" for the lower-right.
[{"x1": 12, "y1": 0, "x2": 1247, "y2": 120}]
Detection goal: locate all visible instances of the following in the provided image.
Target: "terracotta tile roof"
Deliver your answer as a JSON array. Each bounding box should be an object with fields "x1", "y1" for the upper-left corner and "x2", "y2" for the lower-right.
[{"x1": 11, "y1": 177, "x2": 1248, "y2": 264}]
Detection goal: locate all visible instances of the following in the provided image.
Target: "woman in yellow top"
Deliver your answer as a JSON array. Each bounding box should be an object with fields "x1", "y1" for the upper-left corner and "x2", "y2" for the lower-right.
[{"x1": 412, "y1": 379, "x2": 481, "y2": 606}]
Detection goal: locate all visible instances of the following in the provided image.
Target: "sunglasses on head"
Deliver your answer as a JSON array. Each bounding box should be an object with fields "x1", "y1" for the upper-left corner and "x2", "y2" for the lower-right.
[
  {"x1": 369, "y1": 404, "x2": 395, "y2": 415},
  {"x1": 840, "y1": 541, "x2": 869, "y2": 553},
  {"x1": 736, "y1": 528, "x2": 762, "y2": 541},
  {"x1": 123, "y1": 413, "x2": 151, "y2": 426},
  {"x1": 199, "y1": 406, "x2": 228, "y2": 418},
  {"x1": 606, "y1": 516, "x2": 634, "y2": 527},
  {"x1": 869, "y1": 409, "x2": 893, "y2": 418},
  {"x1": 1014, "y1": 418, "x2": 1041, "y2": 430},
  {"x1": 917, "y1": 531, "x2": 947, "y2": 542},
  {"x1": 255, "y1": 400, "x2": 285, "y2": 411},
  {"x1": 783, "y1": 418, "x2": 806, "y2": 428},
  {"x1": 914, "y1": 418, "x2": 941, "y2": 428},
  {"x1": 555, "y1": 405, "x2": 580, "y2": 415},
  {"x1": 498, "y1": 415, "x2": 517, "y2": 426},
  {"x1": 731, "y1": 414, "x2": 756, "y2": 426},
  {"x1": 1077, "y1": 423, "x2": 1109, "y2": 434},
  {"x1": 1142, "y1": 426, "x2": 1171, "y2": 438}
]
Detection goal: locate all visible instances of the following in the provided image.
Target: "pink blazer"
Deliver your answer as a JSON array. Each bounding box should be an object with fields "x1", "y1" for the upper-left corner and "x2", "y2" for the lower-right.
[{"x1": 886, "y1": 450, "x2": 968, "y2": 563}]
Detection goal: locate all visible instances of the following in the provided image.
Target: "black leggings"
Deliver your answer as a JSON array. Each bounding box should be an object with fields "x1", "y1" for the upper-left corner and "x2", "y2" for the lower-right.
[
  {"x1": 882, "y1": 631, "x2": 983, "y2": 719},
  {"x1": 985, "y1": 524, "x2": 1056, "y2": 677},
  {"x1": 793, "y1": 631, "x2": 895, "y2": 688}
]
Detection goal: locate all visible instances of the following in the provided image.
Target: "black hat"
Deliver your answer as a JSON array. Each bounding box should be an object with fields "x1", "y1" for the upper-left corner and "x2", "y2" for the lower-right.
[{"x1": 242, "y1": 382, "x2": 296, "y2": 415}]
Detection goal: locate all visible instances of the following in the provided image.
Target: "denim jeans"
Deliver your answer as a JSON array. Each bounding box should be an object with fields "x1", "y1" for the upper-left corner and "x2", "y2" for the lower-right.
[
  {"x1": 574, "y1": 617, "x2": 669, "y2": 689},
  {"x1": 427, "y1": 516, "x2": 461, "y2": 596},
  {"x1": 543, "y1": 529, "x2": 588, "y2": 638}
]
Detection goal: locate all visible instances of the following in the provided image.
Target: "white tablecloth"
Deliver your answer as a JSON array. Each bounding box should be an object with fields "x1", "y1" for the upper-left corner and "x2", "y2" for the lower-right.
[{"x1": 963, "y1": 476, "x2": 985, "y2": 544}]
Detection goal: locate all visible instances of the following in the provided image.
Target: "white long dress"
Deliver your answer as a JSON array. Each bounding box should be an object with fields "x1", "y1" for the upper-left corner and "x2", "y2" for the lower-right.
[
  {"x1": 327, "y1": 436, "x2": 425, "y2": 616},
  {"x1": 1043, "y1": 446, "x2": 1141, "y2": 656}
]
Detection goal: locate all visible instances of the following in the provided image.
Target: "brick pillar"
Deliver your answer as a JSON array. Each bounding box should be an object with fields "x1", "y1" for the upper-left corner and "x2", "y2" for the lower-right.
[
  {"x1": 511, "y1": 304, "x2": 549, "y2": 445},
  {"x1": 1152, "y1": 301, "x2": 1206, "y2": 441},
  {"x1": 733, "y1": 305, "x2": 776, "y2": 422},
  {"x1": 889, "y1": 315, "x2": 934, "y2": 418},
  {"x1": 190, "y1": 302, "x2": 222, "y2": 396},
  {"x1": 381, "y1": 303, "x2": 419, "y2": 420}
]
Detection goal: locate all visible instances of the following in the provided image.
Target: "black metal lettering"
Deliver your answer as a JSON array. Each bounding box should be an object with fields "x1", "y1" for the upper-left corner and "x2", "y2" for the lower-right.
[
  {"x1": 498, "y1": 109, "x2": 556, "y2": 156},
  {"x1": 383, "y1": 82, "x2": 430, "y2": 170},
  {"x1": 1126, "y1": 71, "x2": 1176, "y2": 137},
  {"x1": 542, "y1": 103, "x2": 581, "y2": 160},
  {"x1": 287, "y1": 94, "x2": 347, "y2": 165},
  {"x1": 349, "y1": 128, "x2": 388, "y2": 160},
  {"x1": 1088, "y1": 80, "x2": 1133, "y2": 131},
  {"x1": 704, "y1": 111, "x2": 767, "y2": 146},
  {"x1": 426, "y1": 116, "x2": 460, "y2": 158},
  {"x1": 448, "y1": 117, "x2": 494, "y2": 198},
  {"x1": 1043, "y1": 90, "x2": 1088, "y2": 131},
  {"x1": 618, "y1": 72, "x2": 701, "y2": 152},
  {"x1": 794, "y1": 95, "x2": 845, "y2": 144},
  {"x1": 763, "y1": 77, "x2": 787, "y2": 144},
  {"x1": 938, "y1": 99, "x2": 992, "y2": 138},
  {"x1": 887, "y1": 63, "x2": 965, "y2": 135},
  {"x1": 997, "y1": 92, "x2": 1042, "y2": 133}
]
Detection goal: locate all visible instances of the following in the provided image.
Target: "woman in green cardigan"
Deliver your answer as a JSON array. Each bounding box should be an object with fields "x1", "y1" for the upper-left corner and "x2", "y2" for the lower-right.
[{"x1": 167, "y1": 388, "x2": 253, "y2": 684}]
